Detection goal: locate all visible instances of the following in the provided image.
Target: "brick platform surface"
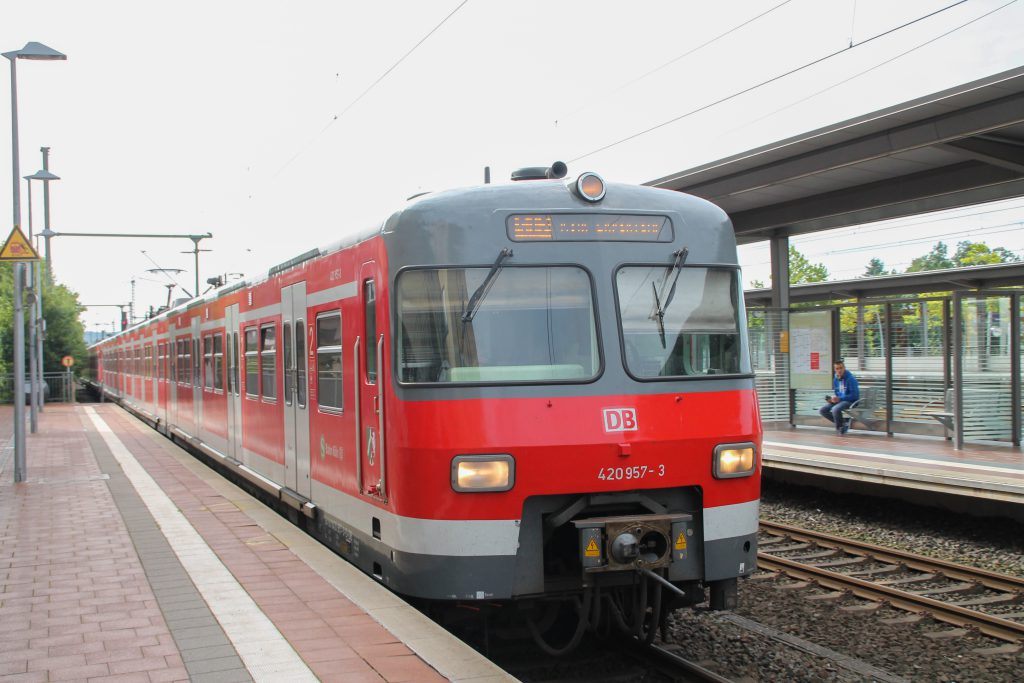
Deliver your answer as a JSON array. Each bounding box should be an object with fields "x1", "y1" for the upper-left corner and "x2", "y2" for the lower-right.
[{"x1": 0, "y1": 404, "x2": 490, "y2": 682}]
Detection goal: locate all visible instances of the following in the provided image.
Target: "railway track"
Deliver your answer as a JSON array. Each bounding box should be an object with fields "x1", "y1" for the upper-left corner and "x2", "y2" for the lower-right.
[{"x1": 757, "y1": 520, "x2": 1024, "y2": 643}]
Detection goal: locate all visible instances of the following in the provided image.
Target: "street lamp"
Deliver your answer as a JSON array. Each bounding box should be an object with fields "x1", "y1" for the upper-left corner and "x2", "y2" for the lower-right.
[
  {"x1": 4, "y1": 41, "x2": 66, "y2": 483},
  {"x1": 24, "y1": 165, "x2": 60, "y2": 423}
]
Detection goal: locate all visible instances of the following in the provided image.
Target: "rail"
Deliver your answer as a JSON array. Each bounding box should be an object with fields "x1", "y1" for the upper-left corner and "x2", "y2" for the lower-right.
[{"x1": 758, "y1": 521, "x2": 1024, "y2": 643}]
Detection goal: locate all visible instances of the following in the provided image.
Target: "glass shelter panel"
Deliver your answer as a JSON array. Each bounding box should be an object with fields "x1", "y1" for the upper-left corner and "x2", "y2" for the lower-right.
[{"x1": 960, "y1": 295, "x2": 1014, "y2": 443}]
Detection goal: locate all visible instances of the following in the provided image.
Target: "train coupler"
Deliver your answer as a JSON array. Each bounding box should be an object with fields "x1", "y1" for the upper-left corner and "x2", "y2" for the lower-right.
[{"x1": 573, "y1": 512, "x2": 692, "y2": 572}]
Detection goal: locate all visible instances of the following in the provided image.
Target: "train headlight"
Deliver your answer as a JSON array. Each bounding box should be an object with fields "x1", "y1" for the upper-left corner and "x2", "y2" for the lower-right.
[
  {"x1": 575, "y1": 172, "x2": 606, "y2": 202},
  {"x1": 452, "y1": 455, "x2": 514, "y2": 492},
  {"x1": 713, "y1": 443, "x2": 756, "y2": 479}
]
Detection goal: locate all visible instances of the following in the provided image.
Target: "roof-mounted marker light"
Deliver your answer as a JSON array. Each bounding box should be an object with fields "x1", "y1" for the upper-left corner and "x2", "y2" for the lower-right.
[{"x1": 575, "y1": 172, "x2": 606, "y2": 202}]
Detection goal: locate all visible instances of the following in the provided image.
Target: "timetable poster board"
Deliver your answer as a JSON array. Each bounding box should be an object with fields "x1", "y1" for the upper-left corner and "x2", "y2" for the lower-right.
[{"x1": 789, "y1": 310, "x2": 833, "y2": 389}]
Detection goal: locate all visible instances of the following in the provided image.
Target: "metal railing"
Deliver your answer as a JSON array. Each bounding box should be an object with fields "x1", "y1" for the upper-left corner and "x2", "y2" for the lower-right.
[{"x1": 0, "y1": 372, "x2": 78, "y2": 404}]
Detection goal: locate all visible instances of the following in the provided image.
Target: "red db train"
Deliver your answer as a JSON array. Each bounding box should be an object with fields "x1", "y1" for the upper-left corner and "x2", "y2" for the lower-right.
[{"x1": 89, "y1": 163, "x2": 761, "y2": 650}]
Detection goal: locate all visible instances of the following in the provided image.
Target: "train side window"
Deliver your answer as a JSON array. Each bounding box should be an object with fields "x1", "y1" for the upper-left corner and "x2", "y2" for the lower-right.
[
  {"x1": 295, "y1": 320, "x2": 306, "y2": 408},
  {"x1": 244, "y1": 327, "x2": 259, "y2": 397},
  {"x1": 203, "y1": 335, "x2": 214, "y2": 390},
  {"x1": 316, "y1": 312, "x2": 342, "y2": 411},
  {"x1": 283, "y1": 323, "x2": 293, "y2": 406},
  {"x1": 364, "y1": 280, "x2": 376, "y2": 384},
  {"x1": 232, "y1": 332, "x2": 240, "y2": 395},
  {"x1": 260, "y1": 324, "x2": 277, "y2": 400},
  {"x1": 181, "y1": 339, "x2": 192, "y2": 385},
  {"x1": 193, "y1": 338, "x2": 200, "y2": 386},
  {"x1": 170, "y1": 341, "x2": 177, "y2": 383},
  {"x1": 214, "y1": 333, "x2": 224, "y2": 391}
]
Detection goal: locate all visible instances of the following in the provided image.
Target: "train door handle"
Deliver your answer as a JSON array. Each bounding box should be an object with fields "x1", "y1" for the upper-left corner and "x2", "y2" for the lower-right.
[{"x1": 373, "y1": 395, "x2": 379, "y2": 415}]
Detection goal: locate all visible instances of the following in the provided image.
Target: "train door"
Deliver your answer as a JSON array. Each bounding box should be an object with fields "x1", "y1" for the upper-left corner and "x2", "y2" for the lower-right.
[
  {"x1": 357, "y1": 263, "x2": 386, "y2": 499},
  {"x1": 168, "y1": 324, "x2": 177, "y2": 430},
  {"x1": 225, "y1": 304, "x2": 242, "y2": 463},
  {"x1": 192, "y1": 317, "x2": 202, "y2": 433},
  {"x1": 281, "y1": 282, "x2": 311, "y2": 498}
]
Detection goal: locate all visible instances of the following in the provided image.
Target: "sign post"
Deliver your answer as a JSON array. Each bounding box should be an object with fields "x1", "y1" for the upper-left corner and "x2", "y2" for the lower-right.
[
  {"x1": 62, "y1": 355, "x2": 74, "y2": 403},
  {"x1": 2, "y1": 225, "x2": 42, "y2": 482}
]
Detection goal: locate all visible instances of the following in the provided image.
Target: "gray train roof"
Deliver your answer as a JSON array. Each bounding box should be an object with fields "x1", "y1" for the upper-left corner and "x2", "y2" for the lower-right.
[{"x1": 646, "y1": 65, "x2": 1024, "y2": 244}]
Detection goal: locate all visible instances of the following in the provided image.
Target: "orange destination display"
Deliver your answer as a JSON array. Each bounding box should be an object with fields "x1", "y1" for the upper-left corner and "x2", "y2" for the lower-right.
[{"x1": 507, "y1": 214, "x2": 672, "y2": 242}]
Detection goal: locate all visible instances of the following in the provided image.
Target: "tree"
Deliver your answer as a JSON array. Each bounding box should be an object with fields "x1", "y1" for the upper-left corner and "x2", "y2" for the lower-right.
[
  {"x1": 907, "y1": 241, "x2": 954, "y2": 272},
  {"x1": 863, "y1": 258, "x2": 892, "y2": 277},
  {"x1": 0, "y1": 261, "x2": 87, "y2": 377},
  {"x1": 907, "y1": 240, "x2": 1018, "y2": 272},
  {"x1": 788, "y1": 245, "x2": 828, "y2": 284},
  {"x1": 953, "y1": 240, "x2": 1020, "y2": 266},
  {"x1": 41, "y1": 277, "x2": 87, "y2": 372}
]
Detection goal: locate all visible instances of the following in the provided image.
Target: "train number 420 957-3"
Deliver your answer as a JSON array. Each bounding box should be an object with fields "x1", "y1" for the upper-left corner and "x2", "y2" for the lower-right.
[{"x1": 597, "y1": 464, "x2": 665, "y2": 481}]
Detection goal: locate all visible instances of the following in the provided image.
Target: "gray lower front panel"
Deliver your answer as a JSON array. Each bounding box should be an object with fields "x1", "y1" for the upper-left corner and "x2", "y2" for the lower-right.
[
  {"x1": 705, "y1": 532, "x2": 758, "y2": 581},
  {"x1": 315, "y1": 512, "x2": 517, "y2": 600}
]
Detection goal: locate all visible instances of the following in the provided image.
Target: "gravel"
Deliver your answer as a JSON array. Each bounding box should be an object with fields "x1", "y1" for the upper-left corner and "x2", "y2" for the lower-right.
[{"x1": 658, "y1": 480, "x2": 1024, "y2": 682}]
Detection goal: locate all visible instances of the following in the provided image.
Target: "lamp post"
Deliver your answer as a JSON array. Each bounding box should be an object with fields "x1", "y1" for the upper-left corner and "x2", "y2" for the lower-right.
[
  {"x1": 5, "y1": 41, "x2": 66, "y2": 483},
  {"x1": 25, "y1": 163, "x2": 59, "y2": 422}
]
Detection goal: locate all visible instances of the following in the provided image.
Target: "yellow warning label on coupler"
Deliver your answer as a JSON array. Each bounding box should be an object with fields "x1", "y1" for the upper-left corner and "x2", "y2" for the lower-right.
[
  {"x1": 675, "y1": 532, "x2": 687, "y2": 550},
  {"x1": 584, "y1": 538, "x2": 600, "y2": 557}
]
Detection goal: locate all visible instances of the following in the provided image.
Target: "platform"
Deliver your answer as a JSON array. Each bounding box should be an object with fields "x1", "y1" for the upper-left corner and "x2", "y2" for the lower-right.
[
  {"x1": 762, "y1": 425, "x2": 1024, "y2": 519},
  {"x1": 0, "y1": 404, "x2": 513, "y2": 683}
]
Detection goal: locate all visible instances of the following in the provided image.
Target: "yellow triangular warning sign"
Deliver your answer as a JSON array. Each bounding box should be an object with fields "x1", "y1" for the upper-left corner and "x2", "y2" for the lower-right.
[
  {"x1": 0, "y1": 226, "x2": 40, "y2": 261},
  {"x1": 675, "y1": 532, "x2": 687, "y2": 551},
  {"x1": 584, "y1": 538, "x2": 600, "y2": 557}
]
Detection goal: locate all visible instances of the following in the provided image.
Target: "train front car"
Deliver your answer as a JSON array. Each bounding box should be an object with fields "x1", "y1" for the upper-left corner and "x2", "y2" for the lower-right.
[{"x1": 383, "y1": 167, "x2": 761, "y2": 648}]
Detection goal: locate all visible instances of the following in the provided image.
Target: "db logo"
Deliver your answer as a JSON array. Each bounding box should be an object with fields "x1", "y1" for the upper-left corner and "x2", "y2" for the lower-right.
[{"x1": 603, "y1": 408, "x2": 638, "y2": 432}]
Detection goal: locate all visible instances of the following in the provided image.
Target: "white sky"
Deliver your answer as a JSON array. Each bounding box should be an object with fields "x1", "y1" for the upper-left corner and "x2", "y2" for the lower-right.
[{"x1": 2, "y1": 0, "x2": 1022, "y2": 333}]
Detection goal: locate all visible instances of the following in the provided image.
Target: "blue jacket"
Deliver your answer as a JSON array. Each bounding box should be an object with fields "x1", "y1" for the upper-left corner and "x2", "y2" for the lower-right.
[{"x1": 833, "y1": 371, "x2": 860, "y2": 403}]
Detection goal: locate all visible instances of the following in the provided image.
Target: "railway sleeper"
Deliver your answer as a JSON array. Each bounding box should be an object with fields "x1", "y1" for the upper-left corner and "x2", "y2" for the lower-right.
[
  {"x1": 785, "y1": 549, "x2": 842, "y2": 561},
  {"x1": 875, "y1": 573, "x2": 938, "y2": 586},
  {"x1": 913, "y1": 581, "x2": 982, "y2": 597},
  {"x1": 949, "y1": 593, "x2": 1021, "y2": 607},
  {"x1": 815, "y1": 556, "x2": 871, "y2": 569},
  {"x1": 845, "y1": 564, "x2": 903, "y2": 577}
]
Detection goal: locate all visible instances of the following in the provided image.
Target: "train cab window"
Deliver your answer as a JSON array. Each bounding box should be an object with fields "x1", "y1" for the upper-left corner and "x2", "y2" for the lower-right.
[
  {"x1": 615, "y1": 266, "x2": 743, "y2": 379},
  {"x1": 214, "y1": 333, "x2": 224, "y2": 391},
  {"x1": 260, "y1": 324, "x2": 277, "y2": 400},
  {"x1": 295, "y1": 321, "x2": 307, "y2": 408},
  {"x1": 396, "y1": 266, "x2": 599, "y2": 384},
  {"x1": 203, "y1": 336, "x2": 214, "y2": 390},
  {"x1": 244, "y1": 327, "x2": 259, "y2": 397},
  {"x1": 316, "y1": 312, "x2": 342, "y2": 410},
  {"x1": 364, "y1": 280, "x2": 376, "y2": 384}
]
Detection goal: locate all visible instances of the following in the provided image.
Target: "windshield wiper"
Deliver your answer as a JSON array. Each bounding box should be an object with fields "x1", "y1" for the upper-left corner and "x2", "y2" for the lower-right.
[
  {"x1": 462, "y1": 248, "x2": 513, "y2": 323},
  {"x1": 651, "y1": 282, "x2": 666, "y2": 348},
  {"x1": 650, "y1": 247, "x2": 688, "y2": 348}
]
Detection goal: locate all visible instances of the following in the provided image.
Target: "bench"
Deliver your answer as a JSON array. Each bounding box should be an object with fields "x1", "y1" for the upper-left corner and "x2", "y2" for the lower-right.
[
  {"x1": 926, "y1": 388, "x2": 1014, "y2": 441},
  {"x1": 927, "y1": 388, "x2": 955, "y2": 432},
  {"x1": 841, "y1": 386, "x2": 884, "y2": 430}
]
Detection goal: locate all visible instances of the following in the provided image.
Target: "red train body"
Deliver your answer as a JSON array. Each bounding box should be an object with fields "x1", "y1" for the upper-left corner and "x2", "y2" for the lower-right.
[{"x1": 90, "y1": 167, "x2": 761, "y2": 641}]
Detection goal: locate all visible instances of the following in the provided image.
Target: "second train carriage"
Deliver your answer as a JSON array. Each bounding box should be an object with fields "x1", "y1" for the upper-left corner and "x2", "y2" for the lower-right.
[{"x1": 90, "y1": 164, "x2": 761, "y2": 645}]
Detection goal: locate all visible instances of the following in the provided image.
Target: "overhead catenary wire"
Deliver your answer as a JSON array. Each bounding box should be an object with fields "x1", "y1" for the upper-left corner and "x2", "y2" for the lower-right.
[
  {"x1": 270, "y1": 0, "x2": 470, "y2": 181},
  {"x1": 555, "y1": 0, "x2": 796, "y2": 124},
  {"x1": 569, "y1": 0, "x2": 971, "y2": 163},
  {"x1": 734, "y1": 0, "x2": 1020, "y2": 131}
]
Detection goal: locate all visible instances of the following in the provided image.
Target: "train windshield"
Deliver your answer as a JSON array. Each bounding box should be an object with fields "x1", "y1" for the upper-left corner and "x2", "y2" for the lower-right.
[
  {"x1": 397, "y1": 266, "x2": 599, "y2": 384},
  {"x1": 616, "y1": 265, "x2": 742, "y2": 378}
]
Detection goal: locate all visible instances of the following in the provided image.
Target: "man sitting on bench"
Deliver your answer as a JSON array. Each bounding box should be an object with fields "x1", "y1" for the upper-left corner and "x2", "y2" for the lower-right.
[{"x1": 819, "y1": 360, "x2": 860, "y2": 435}]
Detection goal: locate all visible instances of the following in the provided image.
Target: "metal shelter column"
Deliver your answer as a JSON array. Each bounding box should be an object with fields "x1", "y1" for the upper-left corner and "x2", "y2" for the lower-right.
[
  {"x1": 769, "y1": 235, "x2": 789, "y2": 310},
  {"x1": 952, "y1": 291, "x2": 964, "y2": 450}
]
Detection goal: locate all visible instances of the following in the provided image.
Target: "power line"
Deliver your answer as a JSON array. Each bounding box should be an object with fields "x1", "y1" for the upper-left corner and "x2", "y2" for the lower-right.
[
  {"x1": 271, "y1": 0, "x2": 470, "y2": 181},
  {"x1": 736, "y1": 0, "x2": 1019, "y2": 131},
  {"x1": 555, "y1": 0, "x2": 796, "y2": 124},
  {"x1": 570, "y1": 0, "x2": 969, "y2": 163},
  {"x1": 794, "y1": 201, "x2": 1024, "y2": 245}
]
